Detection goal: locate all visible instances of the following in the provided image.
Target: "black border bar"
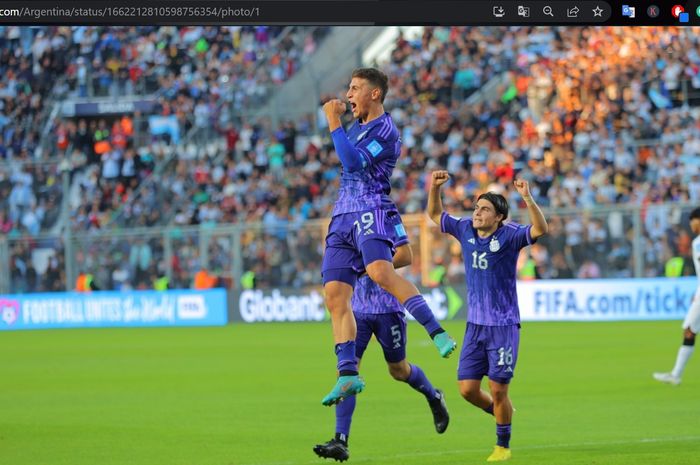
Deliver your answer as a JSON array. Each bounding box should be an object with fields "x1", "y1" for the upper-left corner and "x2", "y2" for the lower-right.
[{"x1": 0, "y1": 0, "x2": 698, "y2": 25}]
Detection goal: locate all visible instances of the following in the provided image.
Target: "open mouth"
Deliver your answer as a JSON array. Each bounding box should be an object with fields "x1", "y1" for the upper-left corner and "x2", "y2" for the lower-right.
[{"x1": 350, "y1": 102, "x2": 357, "y2": 112}]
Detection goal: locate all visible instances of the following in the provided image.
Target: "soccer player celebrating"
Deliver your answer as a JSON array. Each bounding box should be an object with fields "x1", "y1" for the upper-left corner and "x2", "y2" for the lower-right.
[
  {"x1": 653, "y1": 207, "x2": 700, "y2": 385},
  {"x1": 314, "y1": 234, "x2": 449, "y2": 462},
  {"x1": 320, "y1": 68, "x2": 456, "y2": 406},
  {"x1": 427, "y1": 170, "x2": 548, "y2": 462}
]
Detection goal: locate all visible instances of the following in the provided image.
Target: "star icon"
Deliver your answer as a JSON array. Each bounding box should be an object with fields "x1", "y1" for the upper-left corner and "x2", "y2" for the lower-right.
[{"x1": 592, "y1": 5, "x2": 603, "y2": 17}]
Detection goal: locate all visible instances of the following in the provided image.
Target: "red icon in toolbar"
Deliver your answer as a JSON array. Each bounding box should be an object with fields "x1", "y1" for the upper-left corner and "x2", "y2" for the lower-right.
[{"x1": 672, "y1": 5, "x2": 685, "y2": 18}]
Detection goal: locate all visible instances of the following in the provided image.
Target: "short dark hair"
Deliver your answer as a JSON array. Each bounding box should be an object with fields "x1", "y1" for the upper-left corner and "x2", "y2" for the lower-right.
[
  {"x1": 351, "y1": 67, "x2": 389, "y2": 103},
  {"x1": 477, "y1": 192, "x2": 509, "y2": 226},
  {"x1": 690, "y1": 207, "x2": 700, "y2": 221}
]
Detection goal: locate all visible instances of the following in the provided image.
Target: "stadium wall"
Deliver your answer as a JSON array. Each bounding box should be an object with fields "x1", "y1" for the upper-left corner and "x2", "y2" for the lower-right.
[
  {"x1": 1, "y1": 278, "x2": 694, "y2": 331},
  {"x1": 230, "y1": 277, "x2": 697, "y2": 324}
]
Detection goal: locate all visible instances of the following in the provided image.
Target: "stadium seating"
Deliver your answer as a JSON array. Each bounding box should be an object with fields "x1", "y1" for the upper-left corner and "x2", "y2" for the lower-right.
[{"x1": 3, "y1": 26, "x2": 699, "y2": 292}]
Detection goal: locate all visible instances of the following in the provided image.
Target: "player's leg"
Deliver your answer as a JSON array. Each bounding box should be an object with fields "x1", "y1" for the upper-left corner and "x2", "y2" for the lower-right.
[
  {"x1": 360, "y1": 211, "x2": 456, "y2": 358},
  {"x1": 321, "y1": 275, "x2": 366, "y2": 405},
  {"x1": 321, "y1": 221, "x2": 365, "y2": 405},
  {"x1": 654, "y1": 297, "x2": 699, "y2": 385},
  {"x1": 366, "y1": 260, "x2": 456, "y2": 356},
  {"x1": 485, "y1": 380, "x2": 513, "y2": 462},
  {"x1": 671, "y1": 328, "x2": 695, "y2": 379},
  {"x1": 324, "y1": 279, "x2": 357, "y2": 345},
  {"x1": 314, "y1": 316, "x2": 373, "y2": 461},
  {"x1": 458, "y1": 379, "x2": 494, "y2": 411},
  {"x1": 375, "y1": 312, "x2": 450, "y2": 433},
  {"x1": 387, "y1": 359, "x2": 450, "y2": 433},
  {"x1": 382, "y1": 213, "x2": 456, "y2": 357},
  {"x1": 315, "y1": 389, "x2": 355, "y2": 462},
  {"x1": 653, "y1": 328, "x2": 695, "y2": 385},
  {"x1": 484, "y1": 325, "x2": 520, "y2": 462},
  {"x1": 488, "y1": 380, "x2": 513, "y2": 437},
  {"x1": 458, "y1": 324, "x2": 496, "y2": 415}
]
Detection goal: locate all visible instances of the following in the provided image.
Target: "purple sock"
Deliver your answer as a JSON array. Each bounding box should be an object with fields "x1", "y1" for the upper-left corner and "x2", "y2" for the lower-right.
[
  {"x1": 335, "y1": 341, "x2": 358, "y2": 375},
  {"x1": 483, "y1": 403, "x2": 494, "y2": 415},
  {"x1": 335, "y1": 395, "x2": 356, "y2": 440},
  {"x1": 496, "y1": 423, "x2": 511, "y2": 448},
  {"x1": 404, "y1": 295, "x2": 442, "y2": 336},
  {"x1": 405, "y1": 364, "x2": 437, "y2": 398}
]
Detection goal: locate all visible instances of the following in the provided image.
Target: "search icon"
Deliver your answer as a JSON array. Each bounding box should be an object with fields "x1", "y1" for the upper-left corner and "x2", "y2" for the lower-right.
[{"x1": 543, "y1": 5, "x2": 554, "y2": 16}]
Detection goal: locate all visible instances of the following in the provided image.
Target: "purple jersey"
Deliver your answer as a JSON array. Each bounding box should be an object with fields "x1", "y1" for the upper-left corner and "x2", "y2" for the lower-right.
[
  {"x1": 351, "y1": 232, "x2": 409, "y2": 315},
  {"x1": 352, "y1": 275, "x2": 404, "y2": 315},
  {"x1": 332, "y1": 112, "x2": 401, "y2": 217},
  {"x1": 441, "y1": 212, "x2": 535, "y2": 326}
]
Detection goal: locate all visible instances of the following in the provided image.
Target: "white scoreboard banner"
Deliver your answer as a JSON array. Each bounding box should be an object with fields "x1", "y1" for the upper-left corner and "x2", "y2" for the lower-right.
[{"x1": 517, "y1": 277, "x2": 698, "y2": 322}]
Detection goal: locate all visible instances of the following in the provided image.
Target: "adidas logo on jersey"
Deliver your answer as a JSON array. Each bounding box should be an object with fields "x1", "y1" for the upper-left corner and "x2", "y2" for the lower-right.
[
  {"x1": 364, "y1": 229, "x2": 375, "y2": 236},
  {"x1": 468, "y1": 238, "x2": 475, "y2": 244}
]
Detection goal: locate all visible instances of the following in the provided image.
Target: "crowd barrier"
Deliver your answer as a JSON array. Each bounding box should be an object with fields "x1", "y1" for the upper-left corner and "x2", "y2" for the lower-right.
[{"x1": 3, "y1": 278, "x2": 695, "y2": 331}]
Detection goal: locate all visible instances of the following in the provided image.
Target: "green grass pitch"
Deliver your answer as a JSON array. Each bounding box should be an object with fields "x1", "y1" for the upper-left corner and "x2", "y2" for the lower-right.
[{"x1": 2, "y1": 320, "x2": 699, "y2": 464}]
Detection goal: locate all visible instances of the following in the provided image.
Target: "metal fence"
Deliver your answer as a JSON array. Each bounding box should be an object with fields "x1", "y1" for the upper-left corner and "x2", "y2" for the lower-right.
[{"x1": 1, "y1": 202, "x2": 696, "y2": 294}]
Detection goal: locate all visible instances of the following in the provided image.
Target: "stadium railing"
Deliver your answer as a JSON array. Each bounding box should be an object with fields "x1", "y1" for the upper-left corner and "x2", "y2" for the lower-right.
[{"x1": 0, "y1": 202, "x2": 696, "y2": 294}]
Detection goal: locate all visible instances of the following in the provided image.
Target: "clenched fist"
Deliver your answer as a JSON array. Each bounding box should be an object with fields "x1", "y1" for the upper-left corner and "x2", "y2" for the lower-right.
[
  {"x1": 431, "y1": 170, "x2": 450, "y2": 188},
  {"x1": 513, "y1": 179, "x2": 532, "y2": 198},
  {"x1": 323, "y1": 99, "x2": 347, "y2": 119}
]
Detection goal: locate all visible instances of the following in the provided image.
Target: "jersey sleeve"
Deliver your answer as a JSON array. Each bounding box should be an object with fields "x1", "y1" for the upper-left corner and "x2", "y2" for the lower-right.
[
  {"x1": 508, "y1": 222, "x2": 536, "y2": 249},
  {"x1": 331, "y1": 127, "x2": 366, "y2": 171},
  {"x1": 356, "y1": 126, "x2": 399, "y2": 168},
  {"x1": 440, "y1": 211, "x2": 467, "y2": 240}
]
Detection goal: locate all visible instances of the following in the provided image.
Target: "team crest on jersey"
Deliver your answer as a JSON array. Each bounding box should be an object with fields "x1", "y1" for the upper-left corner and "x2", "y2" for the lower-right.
[
  {"x1": 366, "y1": 140, "x2": 383, "y2": 157},
  {"x1": 489, "y1": 237, "x2": 501, "y2": 252}
]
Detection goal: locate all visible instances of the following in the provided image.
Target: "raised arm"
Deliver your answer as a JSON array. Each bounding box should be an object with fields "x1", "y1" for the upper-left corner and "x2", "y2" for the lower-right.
[
  {"x1": 323, "y1": 99, "x2": 364, "y2": 172},
  {"x1": 513, "y1": 179, "x2": 548, "y2": 239},
  {"x1": 427, "y1": 170, "x2": 450, "y2": 226}
]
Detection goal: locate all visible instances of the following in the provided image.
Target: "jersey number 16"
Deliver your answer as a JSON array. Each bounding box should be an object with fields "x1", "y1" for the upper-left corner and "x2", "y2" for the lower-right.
[{"x1": 472, "y1": 251, "x2": 488, "y2": 270}]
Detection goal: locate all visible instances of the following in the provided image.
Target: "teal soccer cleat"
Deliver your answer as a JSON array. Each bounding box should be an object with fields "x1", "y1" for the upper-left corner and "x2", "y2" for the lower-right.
[
  {"x1": 321, "y1": 375, "x2": 365, "y2": 406},
  {"x1": 432, "y1": 332, "x2": 457, "y2": 358}
]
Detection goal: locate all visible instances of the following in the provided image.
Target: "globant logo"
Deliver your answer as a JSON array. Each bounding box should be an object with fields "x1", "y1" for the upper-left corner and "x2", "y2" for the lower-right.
[
  {"x1": 239, "y1": 289, "x2": 325, "y2": 322},
  {"x1": 1, "y1": 299, "x2": 20, "y2": 325}
]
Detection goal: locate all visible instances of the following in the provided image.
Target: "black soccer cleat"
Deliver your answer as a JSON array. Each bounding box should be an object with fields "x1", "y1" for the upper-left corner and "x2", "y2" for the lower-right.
[
  {"x1": 428, "y1": 389, "x2": 449, "y2": 434},
  {"x1": 313, "y1": 438, "x2": 350, "y2": 462}
]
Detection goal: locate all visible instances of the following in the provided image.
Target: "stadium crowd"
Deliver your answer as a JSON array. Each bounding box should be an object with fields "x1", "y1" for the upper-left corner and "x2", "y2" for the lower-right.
[{"x1": 3, "y1": 26, "x2": 699, "y2": 292}]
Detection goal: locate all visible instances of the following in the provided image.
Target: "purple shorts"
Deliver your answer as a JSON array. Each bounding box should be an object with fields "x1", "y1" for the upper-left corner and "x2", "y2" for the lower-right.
[
  {"x1": 321, "y1": 209, "x2": 406, "y2": 286},
  {"x1": 458, "y1": 323, "x2": 520, "y2": 384},
  {"x1": 355, "y1": 312, "x2": 407, "y2": 363}
]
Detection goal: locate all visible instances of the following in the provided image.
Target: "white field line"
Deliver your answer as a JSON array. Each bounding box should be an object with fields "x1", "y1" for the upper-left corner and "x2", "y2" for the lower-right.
[{"x1": 237, "y1": 435, "x2": 700, "y2": 465}]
